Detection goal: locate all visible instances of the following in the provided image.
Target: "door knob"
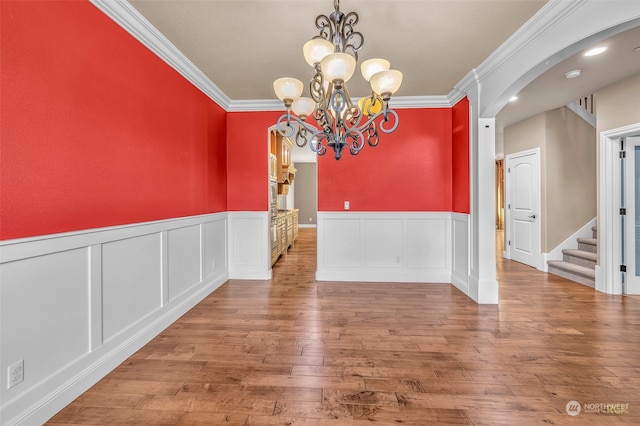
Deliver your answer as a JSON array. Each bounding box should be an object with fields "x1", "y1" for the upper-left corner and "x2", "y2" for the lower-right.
[{"x1": 529, "y1": 214, "x2": 537, "y2": 219}]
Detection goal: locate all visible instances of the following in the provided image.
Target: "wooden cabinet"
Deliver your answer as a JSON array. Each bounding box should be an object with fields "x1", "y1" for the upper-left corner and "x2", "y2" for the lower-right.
[
  {"x1": 271, "y1": 209, "x2": 299, "y2": 266},
  {"x1": 277, "y1": 215, "x2": 287, "y2": 254},
  {"x1": 270, "y1": 129, "x2": 296, "y2": 192}
]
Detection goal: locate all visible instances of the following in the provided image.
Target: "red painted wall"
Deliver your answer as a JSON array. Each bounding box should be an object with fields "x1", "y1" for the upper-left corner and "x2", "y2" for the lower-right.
[
  {"x1": 226, "y1": 111, "x2": 281, "y2": 211},
  {"x1": 318, "y1": 108, "x2": 453, "y2": 211},
  {"x1": 0, "y1": 1, "x2": 227, "y2": 240},
  {"x1": 452, "y1": 97, "x2": 470, "y2": 213}
]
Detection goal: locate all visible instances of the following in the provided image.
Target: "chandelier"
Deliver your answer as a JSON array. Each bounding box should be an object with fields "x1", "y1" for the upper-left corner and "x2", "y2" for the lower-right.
[{"x1": 273, "y1": 0, "x2": 403, "y2": 160}]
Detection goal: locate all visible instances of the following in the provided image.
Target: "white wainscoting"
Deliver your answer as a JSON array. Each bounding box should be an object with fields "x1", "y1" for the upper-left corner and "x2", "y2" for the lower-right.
[
  {"x1": 0, "y1": 213, "x2": 228, "y2": 426},
  {"x1": 316, "y1": 212, "x2": 456, "y2": 283},
  {"x1": 228, "y1": 211, "x2": 271, "y2": 280},
  {"x1": 451, "y1": 213, "x2": 470, "y2": 294}
]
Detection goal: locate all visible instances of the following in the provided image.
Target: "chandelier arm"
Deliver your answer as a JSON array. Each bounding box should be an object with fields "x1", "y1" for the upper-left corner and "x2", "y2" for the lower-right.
[
  {"x1": 275, "y1": 112, "x2": 319, "y2": 140},
  {"x1": 315, "y1": 105, "x2": 334, "y2": 136},
  {"x1": 365, "y1": 122, "x2": 379, "y2": 147},
  {"x1": 377, "y1": 108, "x2": 400, "y2": 133},
  {"x1": 346, "y1": 129, "x2": 365, "y2": 154},
  {"x1": 314, "y1": 16, "x2": 332, "y2": 41},
  {"x1": 328, "y1": 86, "x2": 348, "y2": 122},
  {"x1": 309, "y1": 130, "x2": 328, "y2": 156},
  {"x1": 340, "y1": 13, "x2": 363, "y2": 59},
  {"x1": 310, "y1": 70, "x2": 325, "y2": 103},
  {"x1": 295, "y1": 126, "x2": 309, "y2": 148},
  {"x1": 340, "y1": 83, "x2": 364, "y2": 128}
]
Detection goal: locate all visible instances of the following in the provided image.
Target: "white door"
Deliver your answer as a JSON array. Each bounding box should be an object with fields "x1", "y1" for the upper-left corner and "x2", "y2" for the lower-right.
[
  {"x1": 506, "y1": 149, "x2": 540, "y2": 268},
  {"x1": 623, "y1": 135, "x2": 640, "y2": 294}
]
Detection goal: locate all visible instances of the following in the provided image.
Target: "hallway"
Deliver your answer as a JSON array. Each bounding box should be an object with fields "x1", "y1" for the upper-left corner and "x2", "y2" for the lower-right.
[{"x1": 49, "y1": 229, "x2": 640, "y2": 424}]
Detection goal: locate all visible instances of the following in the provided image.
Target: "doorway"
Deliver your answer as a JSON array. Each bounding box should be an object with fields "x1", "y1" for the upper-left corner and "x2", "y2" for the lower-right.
[
  {"x1": 622, "y1": 134, "x2": 640, "y2": 294},
  {"x1": 505, "y1": 148, "x2": 541, "y2": 269},
  {"x1": 294, "y1": 163, "x2": 318, "y2": 228},
  {"x1": 598, "y1": 123, "x2": 640, "y2": 294}
]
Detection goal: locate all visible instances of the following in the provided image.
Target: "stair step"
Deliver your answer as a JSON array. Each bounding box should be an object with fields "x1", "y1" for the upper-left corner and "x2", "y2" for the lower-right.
[
  {"x1": 548, "y1": 260, "x2": 595, "y2": 288},
  {"x1": 577, "y1": 237, "x2": 597, "y2": 253},
  {"x1": 562, "y1": 249, "x2": 597, "y2": 268}
]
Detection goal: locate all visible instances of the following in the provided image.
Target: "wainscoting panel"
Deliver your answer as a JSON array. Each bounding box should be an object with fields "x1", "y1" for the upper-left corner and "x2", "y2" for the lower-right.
[
  {"x1": 0, "y1": 213, "x2": 228, "y2": 426},
  {"x1": 406, "y1": 218, "x2": 448, "y2": 268},
  {"x1": 452, "y1": 213, "x2": 470, "y2": 293},
  {"x1": 102, "y1": 233, "x2": 163, "y2": 343},
  {"x1": 0, "y1": 248, "x2": 91, "y2": 400},
  {"x1": 317, "y1": 212, "x2": 452, "y2": 283},
  {"x1": 322, "y1": 218, "x2": 361, "y2": 267},
  {"x1": 167, "y1": 225, "x2": 202, "y2": 301},
  {"x1": 204, "y1": 219, "x2": 227, "y2": 278},
  {"x1": 228, "y1": 211, "x2": 270, "y2": 279},
  {"x1": 364, "y1": 219, "x2": 403, "y2": 267}
]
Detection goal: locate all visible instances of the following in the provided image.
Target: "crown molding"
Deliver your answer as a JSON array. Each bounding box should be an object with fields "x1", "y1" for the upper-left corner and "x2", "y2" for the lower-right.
[
  {"x1": 93, "y1": 0, "x2": 576, "y2": 114},
  {"x1": 389, "y1": 96, "x2": 452, "y2": 109},
  {"x1": 228, "y1": 96, "x2": 454, "y2": 112},
  {"x1": 227, "y1": 99, "x2": 284, "y2": 112},
  {"x1": 89, "y1": 0, "x2": 232, "y2": 110}
]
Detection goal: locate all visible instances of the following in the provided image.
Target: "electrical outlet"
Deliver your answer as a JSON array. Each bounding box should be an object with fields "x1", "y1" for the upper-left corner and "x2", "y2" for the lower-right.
[
  {"x1": 344, "y1": 201, "x2": 350, "y2": 210},
  {"x1": 8, "y1": 359, "x2": 24, "y2": 389}
]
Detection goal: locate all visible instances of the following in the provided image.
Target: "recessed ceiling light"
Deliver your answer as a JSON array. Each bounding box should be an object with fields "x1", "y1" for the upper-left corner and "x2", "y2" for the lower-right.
[
  {"x1": 584, "y1": 46, "x2": 607, "y2": 56},
  {"x1": 509, "y1": 96, "x2": 518, "y2": 102},
  {"x1": 565, "y1": 69, "x2": 581, "y2": 79}
]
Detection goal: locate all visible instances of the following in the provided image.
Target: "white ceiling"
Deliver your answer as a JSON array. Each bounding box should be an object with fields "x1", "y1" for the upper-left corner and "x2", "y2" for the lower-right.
[{"x1": 126, "y1": 0, "x2": 640, "y2": 161}]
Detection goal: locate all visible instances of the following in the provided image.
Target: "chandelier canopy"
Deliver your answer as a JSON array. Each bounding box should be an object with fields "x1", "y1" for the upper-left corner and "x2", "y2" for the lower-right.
[{"x1": 273, "y1": 0, "x2": 402, "y2": 160}]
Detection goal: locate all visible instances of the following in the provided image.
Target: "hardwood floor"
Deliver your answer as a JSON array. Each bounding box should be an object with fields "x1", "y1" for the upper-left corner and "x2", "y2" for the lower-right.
[{"x1": 49, "y1": 228, "x2": 640, "y2": 425}]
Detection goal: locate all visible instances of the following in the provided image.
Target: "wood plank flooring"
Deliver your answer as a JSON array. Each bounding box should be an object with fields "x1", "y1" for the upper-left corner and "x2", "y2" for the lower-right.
[{"x1": 49, "y1": 228, "x2": 640, "y2": 425}]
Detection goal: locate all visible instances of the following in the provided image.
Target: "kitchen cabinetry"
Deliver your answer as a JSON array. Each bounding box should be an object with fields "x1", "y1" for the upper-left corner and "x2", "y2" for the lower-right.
[
  {"x1": 270, "y1": 130, "x2": 296, "y2": 193},
  {"x1": 271, "y1": 209, "x2": 299, "y2": 266}
]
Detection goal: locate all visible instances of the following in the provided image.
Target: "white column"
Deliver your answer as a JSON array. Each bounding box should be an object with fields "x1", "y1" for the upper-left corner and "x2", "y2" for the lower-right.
[
  {"x1": 474, "y1": 118, "x2": 498, "y2": 303},
  {"x1": 467, "y1": 90, "x2": 498, "y2": 304}
]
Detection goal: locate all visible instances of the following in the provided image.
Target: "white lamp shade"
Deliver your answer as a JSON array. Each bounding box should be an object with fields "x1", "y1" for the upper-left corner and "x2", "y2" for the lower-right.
[
  {"x1": 303, "y1": 38, "x2": 334, "y2": 67},
  {"x1": 360, "y1": 58, "x2": 390, "y2": 82},
  {"x1": 321, "y1": 53, "x2": 357, "y2": 83},
  {"x1": 292, "y1": 97, "x2": 316, "y2": 117},
  {"x1": 273, "y1": 77, "x2": 304, "y2": 102},
  {"x1": 370, "y1": 70, "x2": 403, "y2": 96}
]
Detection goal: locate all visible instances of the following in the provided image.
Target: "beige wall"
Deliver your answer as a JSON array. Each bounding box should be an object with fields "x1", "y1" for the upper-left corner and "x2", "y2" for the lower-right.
[
  {"x1": 504, "y1": 107, "x2": 595, "y2": 253},
  {"x1": 596, "y1": 73, "x2": 640, "y2": 134},
  {"x1": 544, "y1": 107, "x2": 596, "y2": 251},
  {"x1": 504, "y1": 113, "x2": 545, "y2": 156}
]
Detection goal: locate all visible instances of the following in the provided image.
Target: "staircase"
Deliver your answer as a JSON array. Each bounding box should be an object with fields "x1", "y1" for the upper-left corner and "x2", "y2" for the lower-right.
[{"x1": 547, "y1": 226, "x2": 597, "y2": 287}]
